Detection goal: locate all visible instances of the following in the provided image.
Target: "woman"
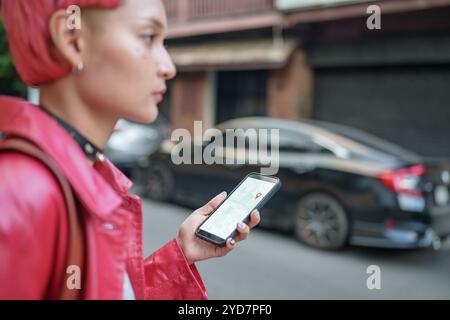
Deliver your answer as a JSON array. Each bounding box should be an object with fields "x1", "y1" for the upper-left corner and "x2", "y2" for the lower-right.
[{"x1": 0, "y1": 0, "x2": 260, "y2": 300}]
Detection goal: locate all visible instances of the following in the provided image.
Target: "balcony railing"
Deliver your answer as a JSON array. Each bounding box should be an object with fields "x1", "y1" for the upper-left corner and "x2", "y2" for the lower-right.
[{"x1": 166, "y1": 0, "x2": 275, "y2": 24}]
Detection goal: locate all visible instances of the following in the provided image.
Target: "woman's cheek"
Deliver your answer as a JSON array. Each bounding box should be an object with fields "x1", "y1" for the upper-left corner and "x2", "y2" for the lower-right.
[{"x1": 123, "y1": 45, "x2": 154, "y2": 81}]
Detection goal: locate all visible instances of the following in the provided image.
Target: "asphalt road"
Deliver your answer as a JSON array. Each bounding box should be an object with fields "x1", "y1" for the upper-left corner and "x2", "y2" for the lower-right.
[{"x1": 142, "y1": 198, "x2": 450, "y2": 300}]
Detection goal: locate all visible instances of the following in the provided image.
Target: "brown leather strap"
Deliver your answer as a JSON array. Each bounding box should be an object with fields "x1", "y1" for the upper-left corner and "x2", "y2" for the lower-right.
[{"x1": 0, "y1": 137, "x2": 85, "y2": 300}]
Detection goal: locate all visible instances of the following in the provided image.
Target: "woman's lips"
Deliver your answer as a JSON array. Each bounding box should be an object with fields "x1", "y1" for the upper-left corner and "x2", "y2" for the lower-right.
[{"x1": 153, "y1": 90, "x2": 166, "y2": 103}]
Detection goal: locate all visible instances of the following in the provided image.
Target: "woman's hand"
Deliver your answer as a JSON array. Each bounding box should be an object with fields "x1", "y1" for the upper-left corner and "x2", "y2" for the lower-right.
[{"x1": 176, "y1": 192, "x2": 261, "y2": 265}]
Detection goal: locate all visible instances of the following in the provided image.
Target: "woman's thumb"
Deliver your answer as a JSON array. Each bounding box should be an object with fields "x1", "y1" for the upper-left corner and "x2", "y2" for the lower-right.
[{"x1": 198, "y1": 191, "x2": 227, "y2": 216}]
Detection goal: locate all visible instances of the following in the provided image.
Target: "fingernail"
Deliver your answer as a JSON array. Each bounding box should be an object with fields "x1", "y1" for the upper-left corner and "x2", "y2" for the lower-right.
[
  {"x1": 238, "y1": 222, "x2": 245, "y2": 229},
  {"x1": 254, "y1": 210, "x2": 260, "y2": 219},
  {"x1": 230, "y1": 239, "x2": 236, "y2": 246},
  {"x1": 220, "y1": 191, "x2": 227, "y2": 198}
]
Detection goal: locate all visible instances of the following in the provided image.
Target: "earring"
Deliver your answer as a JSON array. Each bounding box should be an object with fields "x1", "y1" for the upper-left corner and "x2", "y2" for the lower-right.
[{"x1": 73, "y1": 62, "x2": 84, "y2": 74}]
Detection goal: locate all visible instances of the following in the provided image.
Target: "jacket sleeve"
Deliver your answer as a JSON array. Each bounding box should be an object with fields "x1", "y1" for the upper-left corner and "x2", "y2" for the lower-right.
[
  {"x1": 0, "y1": 153, "x2": 67, "y2": 299},
  {"x1": 143, "y1": 239, "x2": 208, "y2": 300}
]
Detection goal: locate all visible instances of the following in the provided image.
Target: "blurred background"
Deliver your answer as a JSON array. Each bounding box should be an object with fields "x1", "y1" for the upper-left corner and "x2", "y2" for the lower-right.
[{"x1": 2, "y1": 0, "x2": 450, "y2": 299}]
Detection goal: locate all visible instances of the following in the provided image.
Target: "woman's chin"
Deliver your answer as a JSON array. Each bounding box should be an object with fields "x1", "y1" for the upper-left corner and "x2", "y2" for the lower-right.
[
  {"x1": 126, "y1": 105, "x2": 159, "y2": 124},
  {"x1": 145, "y1": 108, "x2": 159, "y2": 123}
]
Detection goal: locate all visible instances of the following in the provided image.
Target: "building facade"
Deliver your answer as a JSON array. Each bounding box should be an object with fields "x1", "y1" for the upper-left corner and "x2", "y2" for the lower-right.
[{"x1": 164, "y1": 0, "x2": 450, "y2": 158}]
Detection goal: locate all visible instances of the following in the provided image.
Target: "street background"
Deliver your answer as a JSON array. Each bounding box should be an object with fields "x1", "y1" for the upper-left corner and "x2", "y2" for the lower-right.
[{"x1": 142, "y1": 198, "x2": 450, "y2": 300}]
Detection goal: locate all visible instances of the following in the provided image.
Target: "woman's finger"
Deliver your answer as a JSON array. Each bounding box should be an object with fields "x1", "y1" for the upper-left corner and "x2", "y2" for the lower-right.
[
  {"x1": 226, "y1": 238, "x2": 236, "y2": 250},
  {"x1": 248, "y1": 210, "x2": 261, "y2": 229},
  {"x1": 216, "y1": 238, "x2": 236, "y2": 256},
  {"x1": 197, "y1": 191, "x2": 227, "y2": 216},
  {"x1": 235, "y1": 222, "x2": 250, "y2": 242}
]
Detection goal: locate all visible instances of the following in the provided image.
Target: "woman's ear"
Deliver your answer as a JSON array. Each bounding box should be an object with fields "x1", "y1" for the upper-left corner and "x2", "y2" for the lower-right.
[{"x1": 48, "y1": 9, "x2": 85, "y2": 70}]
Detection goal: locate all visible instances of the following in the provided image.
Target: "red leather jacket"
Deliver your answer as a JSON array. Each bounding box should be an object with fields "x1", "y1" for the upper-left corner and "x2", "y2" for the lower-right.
[{"x1": 0, "y1": 96, "x2": 208, "y2": 300}]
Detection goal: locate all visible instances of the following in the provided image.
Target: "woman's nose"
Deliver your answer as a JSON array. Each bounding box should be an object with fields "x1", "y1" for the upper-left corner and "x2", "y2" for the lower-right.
[{"x1": 158, "y1": 52, "x2": 177, "y2": 80}]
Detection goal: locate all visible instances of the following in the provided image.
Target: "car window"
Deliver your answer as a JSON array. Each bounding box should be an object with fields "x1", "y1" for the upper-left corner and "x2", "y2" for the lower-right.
[
  {"x1": 310, "y1": 121, "x2": 421, "y2": 161},
  {"x1": 278, "y1": 129, "x2": 332, "y2": 154},
  {"x1": 209, "y1": 127, "x2": 334, "y2": 155}
]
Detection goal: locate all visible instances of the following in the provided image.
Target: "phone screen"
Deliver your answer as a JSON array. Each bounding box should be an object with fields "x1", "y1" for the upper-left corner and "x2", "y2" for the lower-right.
[{"x1": 199, "y1": 176, "x2": 278, "y2": 240}]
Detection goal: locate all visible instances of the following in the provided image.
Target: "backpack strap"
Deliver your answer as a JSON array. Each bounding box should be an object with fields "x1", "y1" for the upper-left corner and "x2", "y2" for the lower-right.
[{"x1": 0, "y1": 137, "x2": 85, "y2": 300}]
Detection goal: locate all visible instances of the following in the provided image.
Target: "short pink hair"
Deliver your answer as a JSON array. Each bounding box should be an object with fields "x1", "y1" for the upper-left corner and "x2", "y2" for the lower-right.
[{"x1": 1, "y1": 0, "x2": 121, "y2": 86}]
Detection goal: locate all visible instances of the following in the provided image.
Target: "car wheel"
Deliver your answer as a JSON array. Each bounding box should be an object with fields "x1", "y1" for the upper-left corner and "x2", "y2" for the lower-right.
[
  {"x1": 143, "y1": 162, "x2": 174, "y2": 201},
  {"x1": 294, "y1": 193, "x2": 349, "y2": 250}
]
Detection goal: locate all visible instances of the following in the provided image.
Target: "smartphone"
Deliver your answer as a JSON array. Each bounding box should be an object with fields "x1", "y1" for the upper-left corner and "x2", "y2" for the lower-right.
[{"x1": 196, "y1": 173, "x2": 281, "y2": 247}]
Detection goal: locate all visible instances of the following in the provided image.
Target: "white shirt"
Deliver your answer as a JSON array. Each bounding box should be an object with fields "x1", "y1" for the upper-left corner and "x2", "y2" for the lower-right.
[{"x1": 122, "y1": 272, "x2": 136, "y2": 300}]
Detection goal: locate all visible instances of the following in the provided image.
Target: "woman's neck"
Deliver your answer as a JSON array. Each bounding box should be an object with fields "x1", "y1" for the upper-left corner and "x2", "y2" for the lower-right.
[{"x1": 39, "y1": 81, "x2": 118, "y2": 152}]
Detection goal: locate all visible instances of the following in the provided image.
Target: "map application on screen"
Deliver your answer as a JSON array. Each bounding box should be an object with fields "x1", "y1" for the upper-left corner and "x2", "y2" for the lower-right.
[{"x1": 200, "y1": 177, "x2": 276, "y2": 239}]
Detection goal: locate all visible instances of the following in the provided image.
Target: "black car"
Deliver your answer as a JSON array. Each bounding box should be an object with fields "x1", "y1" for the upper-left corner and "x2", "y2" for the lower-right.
[{"x1": 138, "y1": 117, "x2": 450, "y2": 250}]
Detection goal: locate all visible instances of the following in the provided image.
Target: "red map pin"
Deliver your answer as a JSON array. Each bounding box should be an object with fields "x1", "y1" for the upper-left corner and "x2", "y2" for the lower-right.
[{"x1": 255, "y1": 193, "x2": 262, "y2": 200}]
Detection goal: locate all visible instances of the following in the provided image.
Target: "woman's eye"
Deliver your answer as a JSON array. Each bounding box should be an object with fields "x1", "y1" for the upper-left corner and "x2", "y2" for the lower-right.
[{"x1": 141, "y1": 34, "x2": 156, "y2": 44}]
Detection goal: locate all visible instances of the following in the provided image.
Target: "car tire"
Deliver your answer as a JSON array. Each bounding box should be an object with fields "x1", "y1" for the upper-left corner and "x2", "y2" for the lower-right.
[
  {"x1": 294, "y1": 193, "x2": 349, "y2": 250},
  {"x1": 142, "y1": 162, "x2": 174, "y2": 202}
]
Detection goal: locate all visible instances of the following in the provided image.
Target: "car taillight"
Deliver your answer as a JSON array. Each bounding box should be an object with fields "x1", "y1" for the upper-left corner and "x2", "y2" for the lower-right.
[{"x1": 378, "y1": 165, "x2": 426, "y2": 197}]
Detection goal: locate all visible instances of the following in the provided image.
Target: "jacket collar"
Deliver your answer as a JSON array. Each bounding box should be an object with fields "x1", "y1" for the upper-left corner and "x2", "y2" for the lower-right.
[{"x1": 0, "y1": 96, "x2": 128, "y2": 219}]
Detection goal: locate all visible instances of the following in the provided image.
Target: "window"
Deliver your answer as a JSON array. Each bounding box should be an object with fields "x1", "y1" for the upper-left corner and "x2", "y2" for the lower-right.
[{"x1": 216, "y1": 70, "x2": 268, "y2": 123}]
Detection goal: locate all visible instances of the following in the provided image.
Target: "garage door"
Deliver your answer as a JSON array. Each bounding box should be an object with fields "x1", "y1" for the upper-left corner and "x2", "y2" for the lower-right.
[{"x1": 313, "y1": 65, "x2": 450, "y2": 158}]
